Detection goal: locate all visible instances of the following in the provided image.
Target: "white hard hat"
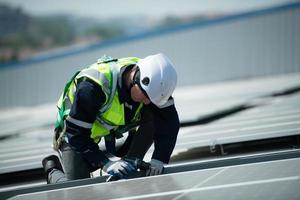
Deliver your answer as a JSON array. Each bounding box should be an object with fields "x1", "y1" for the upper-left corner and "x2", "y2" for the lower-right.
[{"x1": 136, "y1": 53, "x2": 177, "y2": 106}]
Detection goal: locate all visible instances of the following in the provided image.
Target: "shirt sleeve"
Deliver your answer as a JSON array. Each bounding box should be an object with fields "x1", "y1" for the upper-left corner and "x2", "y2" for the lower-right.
[
  {"x1": 151, "y1": 97, "x2": 180, "y2": 164},
  {"x1": 65, "y1": 79, "x2": 109, "y2": 170}
]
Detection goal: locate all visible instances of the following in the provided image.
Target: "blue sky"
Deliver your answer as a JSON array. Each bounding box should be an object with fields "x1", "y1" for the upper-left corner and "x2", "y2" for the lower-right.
[{"x1": 0, "y1": 0, "x2": 295, "y2": 20}]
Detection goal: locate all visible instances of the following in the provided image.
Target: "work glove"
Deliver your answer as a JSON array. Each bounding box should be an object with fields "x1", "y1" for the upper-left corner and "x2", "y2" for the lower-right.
[
  {"x1": 102, "y1": 159, "x2": 137, "y2": 178},
  {"x1": 146, "y1": 159, "x2": 164, "y2": 176}
]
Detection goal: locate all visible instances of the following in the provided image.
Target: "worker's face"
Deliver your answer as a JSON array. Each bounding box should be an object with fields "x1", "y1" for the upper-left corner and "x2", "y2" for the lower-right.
[{"x1": 131, "y1": 84, "x2": 151, "y2": 105}]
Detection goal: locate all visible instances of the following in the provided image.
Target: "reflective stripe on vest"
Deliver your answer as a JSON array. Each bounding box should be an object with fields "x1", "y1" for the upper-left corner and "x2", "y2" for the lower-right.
[
  {"x1": 55, "y1": 56, "x2": 143, "y2": 143},
  {"x1": 66, "y1": 116, "x2": 93, "y2": 129},
  {"x1": 76, "y1": 68, "x2": 111, "y2": 99}
]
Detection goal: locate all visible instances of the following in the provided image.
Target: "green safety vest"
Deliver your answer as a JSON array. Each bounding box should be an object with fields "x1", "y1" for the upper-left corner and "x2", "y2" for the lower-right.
[{"x1": 55, "y1": 56, "x2": 144, "y2": 143}]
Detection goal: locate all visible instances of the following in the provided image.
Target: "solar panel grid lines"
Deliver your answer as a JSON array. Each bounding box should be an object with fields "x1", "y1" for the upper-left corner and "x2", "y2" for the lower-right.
[
  {"x1": 0, "y1": 102, "x2": 299, "y2": 175},
  {"x1": 0, "y1": 181, "x2": 45, "y2": 194},
  {"x1": 177, "y1": 122, "x2": 300, "y2": 142},
  {"x1": 216, "y1": 108, "x2": 300, "y2": 124},
  {"x1": 0, "y1": 139, "x2": 54, "y2": 175},
  {"x1": 173, "y1": 73, "x2": 300, "y2": 101},
  {"x1": 2, "y1": 149, "x2": 300, "y2": 199},
  {"x1": 0, "y1": 143, "x2": 52, "y2": 155},
  {"x1": 0, "y1": 74, "x2": 299, "y2": 199},
  {"x1": 120, "y1": 176, "x2": 300, "y2": 200},
  {"x1": 189, "y1": 95, "x2": 300, "y2": 121},
  {"x1": 0, "y1": 106, "x2": 56, "y2": 139},
  {"x1": 167, "y1": 148, "x2": 300, "y2": 169},
  {"x1": 0, "y1": 148, "x2": 54, "y2": 160},
  {"x1": 209, "y1": 101, "x2": 300, "y2": 120},
  {"x1": 170, "y1": 168, "x2": 227, "y2": 200},
  {"x1": 176, "y1": 94, "x2": 300, "y2": 145},
  {"x1": 175, "y1": 74, "x2": 300, "y2": 122},
  {"x1": 178, "y1": 112, "x2": 300, "y2": 136},
  {"x1": 176, "y1": 129, "x2": 299, "y2": 148},
  {"x1": 179, "y1": 99, "x2": 300, "y2": 127},
  {"x1": 0, "y1": 161, "x2": 41, "y2": 174},
  {"x1": 178, "y1": 101, "x2": 250, "y2": 123},
  {"x1": 9, "y1": 158, "x2": 300, "y2": 200},
  {"x1": 0, "y1": 119, "x2": 54, "y2": 138},
  {"x1": 175, "y1": 132, "x2": 299, "y2": 154},
  {"x1": 0, "y1": 108, "x2": 298, "y2": 174}
]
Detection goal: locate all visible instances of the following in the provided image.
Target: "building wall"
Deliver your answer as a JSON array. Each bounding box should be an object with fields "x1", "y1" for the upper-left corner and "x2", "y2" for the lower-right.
[{"x1": 0, "y1": 3, "x2": 299, "y2": 108}]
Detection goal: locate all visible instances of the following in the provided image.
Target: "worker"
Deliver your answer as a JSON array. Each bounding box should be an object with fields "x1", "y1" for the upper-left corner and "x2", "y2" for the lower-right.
[{"x1": 42, "y1": 53, "x2": 180, "y2": 184}]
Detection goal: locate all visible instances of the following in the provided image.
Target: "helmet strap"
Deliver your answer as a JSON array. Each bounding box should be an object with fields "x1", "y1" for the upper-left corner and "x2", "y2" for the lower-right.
[
  {"x1": 128, "y1": 67, "x2": 139, "y2": 92},
  {"x1": 127, "y1": 65, "x2": 150, "y2": 99}
]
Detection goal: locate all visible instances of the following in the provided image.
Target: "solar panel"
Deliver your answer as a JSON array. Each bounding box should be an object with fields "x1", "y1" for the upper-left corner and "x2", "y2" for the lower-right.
[
  {"x1": 175, "y1": 74, "x2": 300, "y2": 123},
  {"x1": 0, "y1": 104, "x2": 56, "y2": 139},
  {"x1": 2, "y1": 148, "x2": 299, "y2": 199},
  {"x1": 0, "y1": 74, "x2": 299, "y2": 198},
  {"x1": 9, "y1": 157, "x2": 300, "y2": 200}
]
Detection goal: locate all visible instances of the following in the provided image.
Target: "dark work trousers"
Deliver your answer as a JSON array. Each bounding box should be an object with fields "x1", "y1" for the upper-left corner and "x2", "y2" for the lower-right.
[
  {"x1": 48, "y1": 107, "x2": 155, "y2": 184},
  {"x1": 48, "y1": 141, "x2": 93, "y2": 183}
]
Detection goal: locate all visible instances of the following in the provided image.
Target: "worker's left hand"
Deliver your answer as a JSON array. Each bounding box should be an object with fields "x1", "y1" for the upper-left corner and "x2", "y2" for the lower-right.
[
  {"x1": 146, "y1": 159, "x2": 164, "y2": 176},
  {"x1": 103, "y1": 159, "x2": 136, "y2": 178}
]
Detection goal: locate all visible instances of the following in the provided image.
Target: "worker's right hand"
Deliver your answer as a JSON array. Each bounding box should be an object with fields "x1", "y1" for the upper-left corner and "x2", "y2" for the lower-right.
[
  {"x1": 146, "y1": 159, "x2": 164, "y2": 176},
  {"x1": 102, "y1": 160, "x2": 137, "y2": 178}
]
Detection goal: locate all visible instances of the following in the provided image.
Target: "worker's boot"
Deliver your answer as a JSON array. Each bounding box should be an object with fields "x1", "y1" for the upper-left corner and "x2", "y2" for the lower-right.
[{"x1": 42, "y1": 155, "x2": 63, "y2": 184}]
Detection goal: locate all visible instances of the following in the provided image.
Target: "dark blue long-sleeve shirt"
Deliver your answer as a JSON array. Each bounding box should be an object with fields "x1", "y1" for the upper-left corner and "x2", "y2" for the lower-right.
[{"x1": 65, "y1": 69, "x2": 180, "y2": 170}]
